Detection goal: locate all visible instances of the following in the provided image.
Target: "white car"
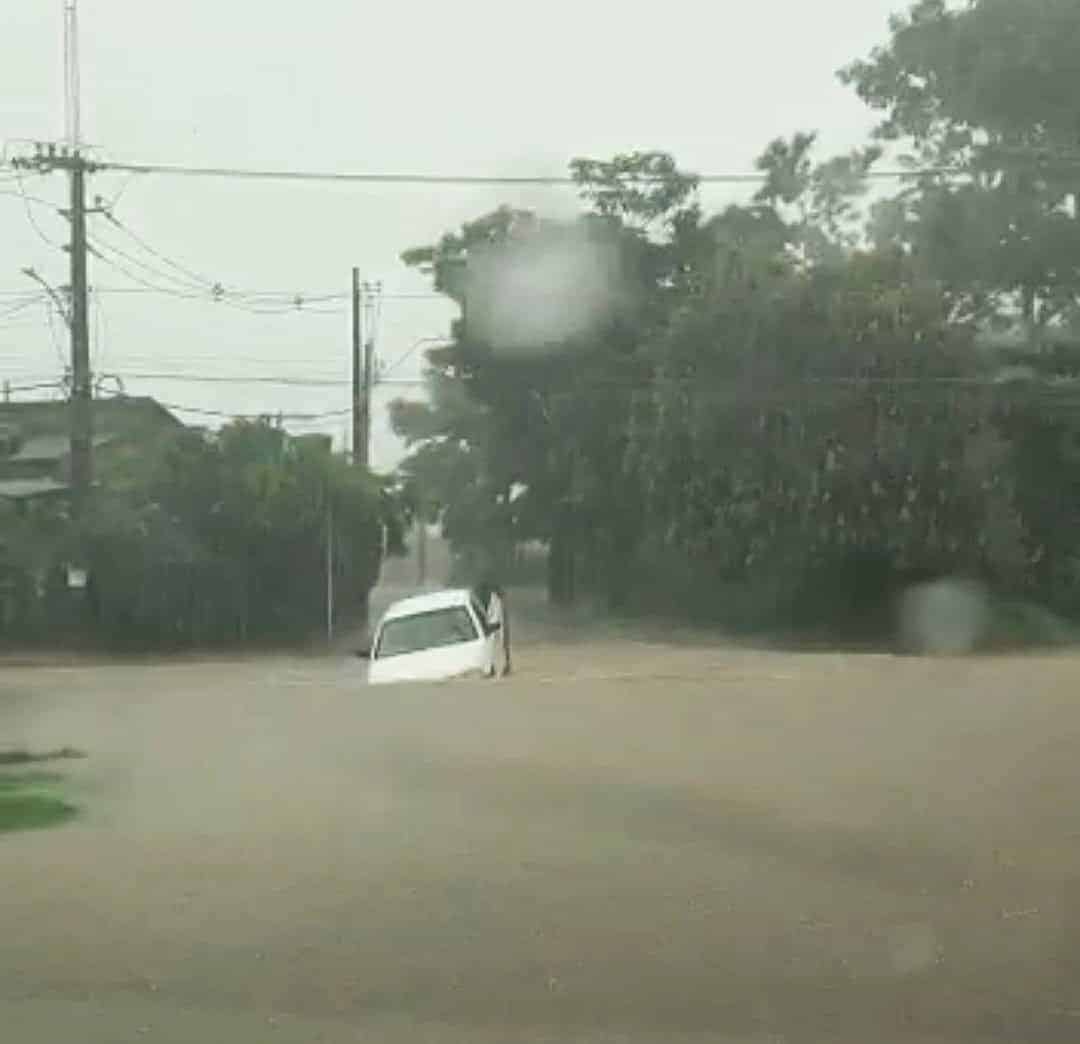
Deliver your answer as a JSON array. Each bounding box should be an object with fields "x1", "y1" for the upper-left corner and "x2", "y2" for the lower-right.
[{"x1": 364, "y1": 588, "x2": 506, "y2": 686}]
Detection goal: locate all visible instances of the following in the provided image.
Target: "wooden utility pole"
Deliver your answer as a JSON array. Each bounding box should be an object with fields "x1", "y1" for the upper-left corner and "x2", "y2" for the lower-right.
[
  {"x1": 68, "y1": 157, "x2": 92, "y2": 513},
  {"x1": 351, "y1": 275, "x2": 381, "y2": 630},
  {"x1": 362, "y1": 286, "x2": 375, "y2": 467},
  {"x1": 351, "y1": 267, "x2": 363, "y2": 464},
  {"x1": 350, "y1": 274, "x2": 381, "y2": 469},
  {"x1": 325, "y1": 499, "x2": 334, "y2": 643},
  {"x1": 13, "y1": 144, "x2": 95, "y2": 515}
]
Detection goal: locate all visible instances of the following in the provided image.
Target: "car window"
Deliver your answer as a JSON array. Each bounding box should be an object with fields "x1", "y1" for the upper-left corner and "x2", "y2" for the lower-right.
[{"x1": 375, "y1": 606, "x2": 479, "y2": 659}]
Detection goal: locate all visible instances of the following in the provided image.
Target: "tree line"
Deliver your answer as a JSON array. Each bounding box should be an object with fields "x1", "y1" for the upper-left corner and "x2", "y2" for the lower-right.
[
  {"x1": 391, "y1": 0, "x2": 1080, "y2": 636},
  {"x1": 1, "y1": 422, "x2": 403, "y2": 648}
]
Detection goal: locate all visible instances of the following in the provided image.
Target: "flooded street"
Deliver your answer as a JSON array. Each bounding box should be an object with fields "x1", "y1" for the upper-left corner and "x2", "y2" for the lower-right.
[{"x1": 3, "y1": 637, "x2": 1080, "y2": 1042}]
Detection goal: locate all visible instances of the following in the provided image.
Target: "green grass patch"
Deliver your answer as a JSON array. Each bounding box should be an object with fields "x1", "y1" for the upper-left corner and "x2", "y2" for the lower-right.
[{"x1": 0, "y1": 769, "x2": 79, "y2": 834}]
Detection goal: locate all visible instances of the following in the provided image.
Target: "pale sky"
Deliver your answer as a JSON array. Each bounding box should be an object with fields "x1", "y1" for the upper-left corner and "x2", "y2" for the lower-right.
[{"x1": 1, "y1": 0, "x2": 906, "y2": 469}]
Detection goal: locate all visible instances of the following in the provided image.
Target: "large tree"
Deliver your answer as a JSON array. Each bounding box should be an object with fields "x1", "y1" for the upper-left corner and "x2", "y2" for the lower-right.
[
  {"x1": 842, "y1": 0, "x2": 1080, "y2": 334},
  {"x1": 390, "y1": 4, "x2": 1080, "y2": 628},
  {"x1": 394, "y1": 153, "x2": 701, "y2": 604},
  {"x1": 394, "y1": 144, "x2": 1015, "y2": 622}
]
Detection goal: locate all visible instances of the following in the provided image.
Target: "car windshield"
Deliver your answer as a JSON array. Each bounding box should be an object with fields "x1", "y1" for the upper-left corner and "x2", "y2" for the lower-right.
[{"x1": 375, "y1": 606, "x2": 478, "y2": 659}]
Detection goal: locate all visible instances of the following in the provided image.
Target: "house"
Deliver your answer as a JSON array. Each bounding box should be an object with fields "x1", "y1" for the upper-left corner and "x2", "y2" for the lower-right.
[
  {"x1": 0, "y1": 396, "x2": 184, "y2": 506},
  {"x1": 0, "y1": 396, "x2": 185, "y2": 638}
]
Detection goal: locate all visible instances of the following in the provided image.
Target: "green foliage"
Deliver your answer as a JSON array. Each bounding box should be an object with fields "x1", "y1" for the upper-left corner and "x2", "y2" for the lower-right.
[
  {"x1": 842, "y1": 0, "x2": 1080, "y2": 328},
  {"x1": 392, "y1": 3, "x2": 1080, "y2": 633},
  {"x1": 1, "y1": 420, "x2": 395, "y2": 648}
]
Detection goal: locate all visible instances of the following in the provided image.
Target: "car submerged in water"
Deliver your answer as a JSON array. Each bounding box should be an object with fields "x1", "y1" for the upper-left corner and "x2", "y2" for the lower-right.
[{"x1": 363, "y1": 588, "x2": 507, "y2": 685}]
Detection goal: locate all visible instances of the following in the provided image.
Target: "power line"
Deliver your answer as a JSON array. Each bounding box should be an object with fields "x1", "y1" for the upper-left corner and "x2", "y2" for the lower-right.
[
  {"x1": 117, "y1": 371, "x2": 351, "y2": 386},
  {"x1": 98, "y1": 171, "x2": 137, "y2": 211},
  {"x1": 88, "y1": 228, "x2": 210, "y2": 294},
  {"x1": 86, "y1": 240, "x2": 206, "y2": 300},
  {"x1": 12, "y1": 170, "x2": 63, "y2": 248},
  {"x1": 91, "y1": 286, "x2": 107, "y2": 369},
  {"x1": 2, "y1": 380, "x2": 64, "y2": 394},
  {"x1": 43, "y1": 300, "x2": 69, "y2": 370},
  {"x1": 152, "y1": 400, "x2": 353, "y2": 421},
  {"x1": 89, "y1": 238, "x2": 345, "y2": 317},
  {"x1": 111, "y1": 369, "x2": 427, "y2": 387},
  {"x1": 85, "y1": 239, "x2": 350, "y2": 314},
  {"x1": 98, "y1": 160, "x2": 957, "y2": 185},
  {"x1": 382, "y1": 336, "x2": 451, "y2": 376},
  {"x1": 0, "y1": 187, "x2": 60, "y2": 208},
  {"x1": 0, "y1": 297, "x2": 43, "y2": 321},
  {"x1": 0, "y1": 285, "x2": 445, "y2": 301},
  {"x1": 100, "y1": 211, "x2": 223, "y2": 291}
]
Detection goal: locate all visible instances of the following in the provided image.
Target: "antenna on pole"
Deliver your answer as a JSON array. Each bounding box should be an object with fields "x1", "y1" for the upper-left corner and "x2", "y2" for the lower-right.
[{"x1": 63, "y1": 0, "x2": 81, "y2": 148}]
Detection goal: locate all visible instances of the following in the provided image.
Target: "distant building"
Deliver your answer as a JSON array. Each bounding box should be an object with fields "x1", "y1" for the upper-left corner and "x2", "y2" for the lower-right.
[
  {"x1": 0, "y1": 396, "x2": 183, "y2": 507},
  {"x1": 0, "y1": 396, "x2": 185, "y2": 638}
]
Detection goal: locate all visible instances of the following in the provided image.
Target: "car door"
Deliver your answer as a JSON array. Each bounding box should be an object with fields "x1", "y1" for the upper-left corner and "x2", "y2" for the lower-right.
[{"x1": 469, "y1": 597, "x2": 499, "y2": 675}]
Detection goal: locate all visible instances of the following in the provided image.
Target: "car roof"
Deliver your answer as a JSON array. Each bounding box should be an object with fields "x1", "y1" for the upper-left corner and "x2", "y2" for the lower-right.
[{"x1": 381, "y1": 588, "x2": 476, "y2": 622}]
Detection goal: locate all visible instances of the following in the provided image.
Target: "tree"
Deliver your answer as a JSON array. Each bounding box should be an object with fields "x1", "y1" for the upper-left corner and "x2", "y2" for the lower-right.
[
  {"x1": 69, "y1": 420, "x2": 396, "y2": 647},
  {"x1": 839, "y1": 0, "x2": 1080, "y2": 618},
  {"x1": 394, "y1": 154, "x2": 701, "y2": 604},
  {"x1": 841, "y1": 0, "x2": 1080, "y2": 332},
  {"x1": 393, "y1": 123, "x2": 1067, "y2": 632}
]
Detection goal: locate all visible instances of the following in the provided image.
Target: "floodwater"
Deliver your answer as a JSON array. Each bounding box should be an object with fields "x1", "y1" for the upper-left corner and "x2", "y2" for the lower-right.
[{"x1": 2, "y1": 632, "x2": 1080, "y2": 1042}]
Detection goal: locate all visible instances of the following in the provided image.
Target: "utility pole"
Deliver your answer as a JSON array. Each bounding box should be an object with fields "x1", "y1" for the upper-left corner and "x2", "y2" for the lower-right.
[
  {"x1": 13, "y1": 144, "x2": 96, "y2": 515},
  {"x1": 325, "y1": 498, "x2": 334, "y2": 644},
  {"x1": 351, "y1": 274, "x2": 381, "y2": 631},
  {"x1": 68, "y1": 156, "x2": 91, "y2": 514},
  {"x1": 351, "y1": 267, "x2": 362, "y2": 464},
  {"x1": 362, "y1": 284, "x2": 377, "y2": 468},
  {"x1": 351, "y1": 277, "x2": 380, "y2": 468}
]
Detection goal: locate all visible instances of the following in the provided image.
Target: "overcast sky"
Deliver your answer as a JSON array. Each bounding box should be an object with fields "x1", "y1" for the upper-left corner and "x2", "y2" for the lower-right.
[{"x1": 1, "y1": 0, "x2": 905, "y2": 468}]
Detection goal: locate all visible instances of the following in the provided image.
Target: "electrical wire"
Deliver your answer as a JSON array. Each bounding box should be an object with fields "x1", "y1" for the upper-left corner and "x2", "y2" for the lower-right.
[
  {"x1": 13, "y1": 170, "x2": 63, "y2": 249},
  {"x1": 100, "y1": 160, "x2": 959, "y2": 185},
  {"x1": 96, "y1": 210, "x2": 353, "y2": 311},
  {"x1": 43, "y1": 300, "x2": 68, "y2": 370},
  {"x1": 0, "y1": 187, "x2": 60, "y2": 208},
  {"x1": 0, "y1": 298, "x2": 43, "y2": 321},
  {"x1": 88, "y1": 230, "x2": 212, "y2": 294},
  {"x1": 0, "y1": 285, "x2": 444, "y2": 302},
  {"x1": 146, "y1": 400, "x2": 353, "y2": 421},
  {"x1": 0, "y1": 316, "x2": 53, "y2": 332},
  {"x1": 85, "y1": 241, "x2": 208, "y2": 300},
  {"x1": 98, "y1": 171, "x2": 137, "y2": 211},
  {"x1": 107, "y1": 369, "x2": 424, "y2": 389},
  {"x1": 91, "y1": 288, "x2": 106, "y2": 369},
  {"x1": 381, "y1": 336, "x2": 451, "y2": 377},
  {"x1": 100, "y1": 212, "x2": 221, "y2": 292},
  {"x1": 87, "y1": 238, "x2": 351, "y2": 314},
  {"x1": 117, "y1": 371, "x2": 351, "y2": 387},
  {"x1": 2, "y1": 380, "x2": 64, "y2": 394}
]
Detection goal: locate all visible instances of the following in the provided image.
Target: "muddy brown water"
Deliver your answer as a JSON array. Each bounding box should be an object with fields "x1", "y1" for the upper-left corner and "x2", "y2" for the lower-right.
[{"x1": 3, "y1": 636, "x2": 1080, "y2": 1042}]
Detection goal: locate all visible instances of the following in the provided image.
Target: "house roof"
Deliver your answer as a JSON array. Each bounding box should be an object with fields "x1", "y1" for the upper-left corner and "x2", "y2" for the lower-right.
[
  {"x1": 0, "y1": 477, "x2": 70, "y2": 501},
  {"x1": 0, "y1": 396, "x2": 183, "y2": 439},
  {"x1": 0, "y1": 398, "x2": 184, "y2": 497},
  {"x1": 7, "y1": 432, "x2": 118, "y2": 464}
]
